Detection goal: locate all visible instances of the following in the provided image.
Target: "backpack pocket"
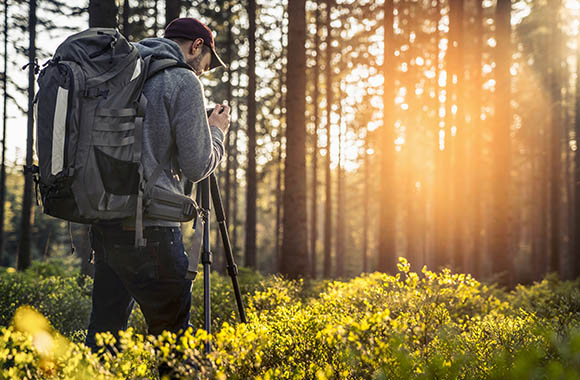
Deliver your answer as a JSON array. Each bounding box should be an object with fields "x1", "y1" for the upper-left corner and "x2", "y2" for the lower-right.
[
  {"x1": 35, "y1": 60, "x2": 85, "y2": 221},
  {"x1": 36, "y1": 60, "x2": 83, "y2": 179}
]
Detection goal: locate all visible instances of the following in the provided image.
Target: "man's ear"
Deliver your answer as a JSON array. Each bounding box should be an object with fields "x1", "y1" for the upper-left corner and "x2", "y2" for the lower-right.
[{"x1": 192, "y1": 38, "x2": 204, "y2": 53}]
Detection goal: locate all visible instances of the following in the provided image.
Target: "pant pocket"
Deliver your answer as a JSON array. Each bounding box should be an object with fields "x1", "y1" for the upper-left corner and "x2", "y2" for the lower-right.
[{"x1": 107, "y1": 241, "x2": 160, "y2": 284}]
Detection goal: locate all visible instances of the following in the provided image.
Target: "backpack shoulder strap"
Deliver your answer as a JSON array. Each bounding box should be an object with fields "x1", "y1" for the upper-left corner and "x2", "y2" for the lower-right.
[{"x1": 147, "y1": 58, "x2": 193, "y2": 80}]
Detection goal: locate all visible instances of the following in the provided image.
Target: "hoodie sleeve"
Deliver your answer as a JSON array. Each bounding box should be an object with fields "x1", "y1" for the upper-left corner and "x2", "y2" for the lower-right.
[{"x1": 169, "y1": 71, "x2": 225, "y2": 183}]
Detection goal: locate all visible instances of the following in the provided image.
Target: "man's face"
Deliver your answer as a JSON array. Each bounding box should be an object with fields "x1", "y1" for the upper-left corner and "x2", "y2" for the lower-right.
[
  {"x1": 189, "y1": 50, "x2": 211, "y2": 76},
  {"x1": 186, "y1": 39, "x2": 212, "y2": 76}
]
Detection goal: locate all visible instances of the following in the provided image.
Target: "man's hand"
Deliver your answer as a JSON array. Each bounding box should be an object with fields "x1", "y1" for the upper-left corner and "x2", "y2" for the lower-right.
[{"x1": 208, "y1": 104, "x2": 230, "y2": 134}]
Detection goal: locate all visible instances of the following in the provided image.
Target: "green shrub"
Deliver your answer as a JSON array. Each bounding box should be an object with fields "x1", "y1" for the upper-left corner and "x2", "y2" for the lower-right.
[
  {"x1": 0, "y1": 269, "x2": 92, "y2": 339},
  {"x1": 2, "y1": 258, "x2": 580, "y2": 379}
]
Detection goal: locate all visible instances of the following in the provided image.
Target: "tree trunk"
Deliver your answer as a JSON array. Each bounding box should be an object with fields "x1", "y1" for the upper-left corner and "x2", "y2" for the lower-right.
[
  {"x1": 363, "y1": 132, "x2": 369, "y2": 273},
  {"x1": 310, "y1": 0, "x2": 320, "y2": 279},
  {"x1": 575, "y1": 25, "x2": 580, "y2": 279},
  {"x1": 0, "y1": 0, "x2": 8, "y2": 266},
  {"x1": 153, "y1": 0, "x2": 159, "y2": 36},
  {"x1": 433, "y1": 0, "x2": 447, "y2": 271},
  {"x1": 232, "y1": 76, "x2": 240, "y2": 256},
  {"x1": 377, "y1": 0, "x2": 397, "y2": 273},
  {"x1": 451, "y1": 0, "x2": 465, "y2": 273},
  {"x1": 275, "y1": 127, "x2": 284, "y2": 270},
  {"x1": 280, "y1": 0, "x2": 308, "y2": 278},
  {"x1": 221, "y1": 4, "x2": 234, "y2": 274},
  {"x1": 489, "y1": 0, "x2": 512, "y2": 286},
  {"x1": 335, "y1": 84, "x2": 344, "y2": 277},
  {"x1": 88, "y1": 0, "x2": 117, "y2": 28},
  {"x1": 122, "y1": 0, "x2": 130, "y2": 38},
  {"x1": 165, "y1": 0, "x2": 181, "y2": 27},
  {"x1": 17, "y1": 0, "x2": 36, "y2": 271},
  {"x1": 244, "y1": 0, "x2": 257, "y2": 269},
  {"x1": 276, "y1": 7, "x2": 287, "y2": 272},
  {"x1": 471, "y1": 0, "x2": 484, "y2": 279},
  {"x1": 549, "y1": 6, "x2": 561, "y2": 276},
  {"x1": 323, "y1": 0, "x2": 333, "y2": 278}
]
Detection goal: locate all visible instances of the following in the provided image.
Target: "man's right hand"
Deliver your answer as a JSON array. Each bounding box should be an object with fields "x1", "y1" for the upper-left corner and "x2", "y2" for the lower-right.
[{"x1": 208, "y1": 104, "x2": 230, "y2": 134}]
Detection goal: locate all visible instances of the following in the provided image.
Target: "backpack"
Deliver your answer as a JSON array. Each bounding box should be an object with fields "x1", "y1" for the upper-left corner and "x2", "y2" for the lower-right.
[{"x1": 32, "y1": 28, "x2": 198, "y2": 247}]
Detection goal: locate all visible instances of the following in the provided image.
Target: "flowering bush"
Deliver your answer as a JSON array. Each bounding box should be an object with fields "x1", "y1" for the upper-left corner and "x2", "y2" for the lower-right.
[{"x1": 1, "y1": 258, "x2": 580, "y2": 379}]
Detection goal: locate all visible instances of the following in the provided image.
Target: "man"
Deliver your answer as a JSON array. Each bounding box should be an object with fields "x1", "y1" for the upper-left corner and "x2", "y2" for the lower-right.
[{"x1": 85, "y1": 18, "x2": 230, "y2": 353}]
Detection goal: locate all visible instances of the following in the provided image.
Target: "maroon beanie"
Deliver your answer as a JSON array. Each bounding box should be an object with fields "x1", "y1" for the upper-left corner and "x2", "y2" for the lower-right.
[{"x1": 164, "y1": 17, "x2": 226, "y2": 70}]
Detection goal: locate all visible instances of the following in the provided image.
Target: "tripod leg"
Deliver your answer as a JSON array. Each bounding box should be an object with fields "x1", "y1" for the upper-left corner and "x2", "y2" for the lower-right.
[
  {"x1": 200, "y1": 178, "x2": 212, "y2": 354},
  {"x1": 210, "y1": 174, "x2": 247, "y2": 323}
]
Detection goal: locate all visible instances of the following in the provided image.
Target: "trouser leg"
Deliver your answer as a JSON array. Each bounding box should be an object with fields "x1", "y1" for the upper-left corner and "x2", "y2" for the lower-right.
[{"x1": 85, "y1": 226, "x2": 134, "y2": 353}]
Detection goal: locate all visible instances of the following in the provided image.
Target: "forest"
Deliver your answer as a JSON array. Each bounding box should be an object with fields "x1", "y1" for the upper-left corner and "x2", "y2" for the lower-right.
[{"x1": 1, "y1": 0, "x2": 580, "y2": 379}]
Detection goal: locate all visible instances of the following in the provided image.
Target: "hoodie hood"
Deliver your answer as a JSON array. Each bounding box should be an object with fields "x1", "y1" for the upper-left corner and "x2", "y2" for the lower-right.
[{"x1": 133, "y1": 38, "x2": 187, "y2": 63}]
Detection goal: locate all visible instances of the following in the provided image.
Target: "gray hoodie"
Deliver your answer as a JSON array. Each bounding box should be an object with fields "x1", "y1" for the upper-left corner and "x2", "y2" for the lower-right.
[{"x1": 134, "y1": 38, "x2": 225, "y2": 227}]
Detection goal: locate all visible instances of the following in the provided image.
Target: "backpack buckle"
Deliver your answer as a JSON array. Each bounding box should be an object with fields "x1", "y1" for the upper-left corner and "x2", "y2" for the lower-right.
[
  {"x1": 83, "y1": 88, "x2": 109, "y2": 98},
  {"x1": 23, "y1": 165, "x2": 39, "y2": 175}
]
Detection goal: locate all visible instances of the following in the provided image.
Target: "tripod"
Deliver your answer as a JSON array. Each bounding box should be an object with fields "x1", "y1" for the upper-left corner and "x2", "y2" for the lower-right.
[{"x1": 188, "y1": 173, "x2": 247, "y2": 353}]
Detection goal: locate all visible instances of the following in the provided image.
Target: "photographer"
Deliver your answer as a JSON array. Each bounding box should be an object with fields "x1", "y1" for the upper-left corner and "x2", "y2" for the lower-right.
[{"x1": 85, "y1": 18, "x2": 230, "y2": 354}]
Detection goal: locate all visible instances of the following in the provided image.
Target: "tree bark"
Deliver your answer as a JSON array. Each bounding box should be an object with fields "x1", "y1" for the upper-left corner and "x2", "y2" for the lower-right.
[
  {"x1": 244, "y1": 0, "x2": 257, "y2": 269},
  {"x1": 221, "y1": 3, "x2": 234, "y2": 274},
  {"x1": 280, "y1": 0, "x2": 308, "y2": 278},
  {"x1": 490, "y1": 0, "x2": 512, "y2": 286},
  {"x1": 165, "y1": 0, "x2": 181, "y2": 27},
  {"x1": 335, "y1": 83, "x2": 344, "y2": 277},
  {"x1": 310, "y1": 0, "x2": 320, "y2": 279},
  {"x1": 433, "y1": 0, "x2": 447, "y2": 271},
  {"x1": 232, "y1": 73, "x2": 240, "y2": 256},
  {"x1": 17, "y1": 0, "x2": 36, "y2": 271},
  {"x1": 549, "y1": 5, "x2": 561, "y2": 276},
  {"x1": 377, "y1": 0, "x2": 397, "y2": 273},
  {"x1": 363, "y1": 132, "x2": 369, "y2": 273},
  {"x1": 122, "y1": 0, "x2": 130, "y2": 38},
  {"x1": 323, "y1": 0, "x2": 333, "y2": 278},
  {"x1": 275, "y1": 6, "x2": 287, "y2": 272},
  {"x1": 471, "y1": 0, "x2": 484, "y2": 279},
  {"x1": 88, "y1": 0, "x2": 117, "y2": 28},
  {"x1": 451, "y1": 0, "x2": 465, "y2": 273},
  {"x1": 575, "y1": 22, "x2": 580, "y2": 279},
  {"x1": 0, "y1": 0, "x2": 8, "y2": 266}
]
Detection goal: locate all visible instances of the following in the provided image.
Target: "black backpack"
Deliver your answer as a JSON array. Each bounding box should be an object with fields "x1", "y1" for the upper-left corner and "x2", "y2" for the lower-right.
[{"x1": 33, "y1": 28, "x2": 197, "y2": 247}]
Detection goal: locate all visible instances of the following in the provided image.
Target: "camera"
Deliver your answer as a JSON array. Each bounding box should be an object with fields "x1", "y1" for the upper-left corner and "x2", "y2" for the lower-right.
[{"x1": 206, "y1": 105, "x2": 225, "y2": 118}]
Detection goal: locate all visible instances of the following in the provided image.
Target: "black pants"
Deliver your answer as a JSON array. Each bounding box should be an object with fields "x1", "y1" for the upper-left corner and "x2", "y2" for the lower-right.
[{"x1": 85, "y1": 224, "x2": 193, "y2": 352}]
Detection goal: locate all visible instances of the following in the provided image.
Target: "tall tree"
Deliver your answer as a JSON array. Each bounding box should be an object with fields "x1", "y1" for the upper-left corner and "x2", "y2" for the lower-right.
[
  {"x1": 490, "y1": 0, "x2": 512, "y2": 286},
  {"x1": 451, "y1": 0, "x2": 465, "y2": 273},
  {"x1": 276, "y1": 7, "x2": 287, "y2": 271},
  {"x1": 280, "y1": 0, "x2": 308, "y2": 278},
  {"x1": 549, "y1": 3, "x2": 561, "y2": 275},
  {"x1": 0, "y1": 0, "x2": 8, "y2": 266},
  {"x1": 245, "y1": 0, "x2": 257, "y2": 269},
  {"x1": 310, "y1": 0, "x2": 320, "y2": 278},
  {"x1": 363, "y1": 129, "x2": 370, "y2": 273},
  {"x1": 165, "y1": 0, "x2": 181, "y2": 26},
  {"x1": 433, "y1": 0, "x2": 447, "y2": 271},
  {"x1": 323, "y1": 0, "x2": 333, "y2": 278},
  {"x1": 122, "y1": 0, "x2": 130, "y2": 37},
  {"x1": 377, "y1": 0, "x2": 396, "y2": 273},
  {"x1": 221, "y1": 2, "x2": 235, "y2": 274},
  {"x1": 471, "y1": 0, "x2": 484, "y2": 278},
  {"x1": 335, "y1": 82, "x2": 344, "y2": 277},
  {"x1": 17, "y1": 0, "x2": 37, "y2": 271},
  {"x1": 89, "y1": 0, "x2": 117, "y2": 29},
  {"x1": 575, "y1": 20, "x2": 580, "y2": 279}
]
